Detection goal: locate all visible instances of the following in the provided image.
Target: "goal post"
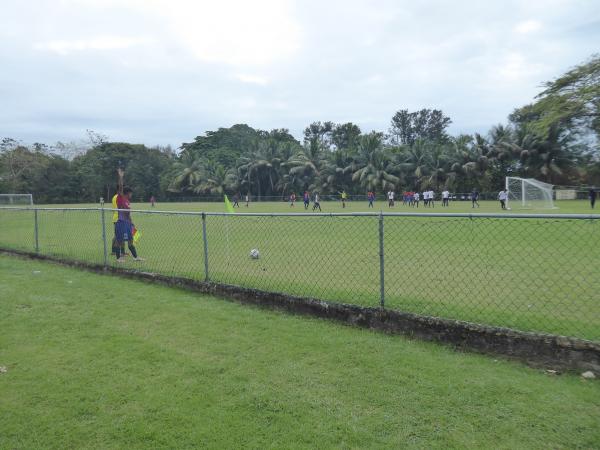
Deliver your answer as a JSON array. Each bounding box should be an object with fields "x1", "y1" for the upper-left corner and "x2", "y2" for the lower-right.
[
  {"x1": 0, "y1": 194, "x2": 34, "y2": 205},
  {"x1": 505, "y1": 177, "x2": 555, "y2": 209}
]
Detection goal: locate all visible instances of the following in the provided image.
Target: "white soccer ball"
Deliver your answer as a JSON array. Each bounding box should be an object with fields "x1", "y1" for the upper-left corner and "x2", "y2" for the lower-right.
[{"x1": 250, "y1": 248, "x2": 260, "y2": 259}]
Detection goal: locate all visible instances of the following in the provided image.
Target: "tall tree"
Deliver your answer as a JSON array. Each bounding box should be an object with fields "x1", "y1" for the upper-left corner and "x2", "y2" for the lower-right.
[
  {"x1": 390, "y1": 109, "x2": 452, "y2": 145},
  {"x1": 512, "y1": 55, "x2": 600, "y2": 142},
  {"x1": 331, "y1": 122, "x2": 362, "y2": 153}
]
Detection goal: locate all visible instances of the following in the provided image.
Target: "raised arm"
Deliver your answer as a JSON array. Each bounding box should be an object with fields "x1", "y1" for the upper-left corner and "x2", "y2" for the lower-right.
[{"x1": 117, "y1": 168, "x2": 125, "y2": 195}]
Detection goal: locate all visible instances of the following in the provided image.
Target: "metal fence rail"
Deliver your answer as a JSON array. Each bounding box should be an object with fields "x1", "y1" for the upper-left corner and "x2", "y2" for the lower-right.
[{"x1": 1, "y1": 206, "x2": 599, "y2": 342}]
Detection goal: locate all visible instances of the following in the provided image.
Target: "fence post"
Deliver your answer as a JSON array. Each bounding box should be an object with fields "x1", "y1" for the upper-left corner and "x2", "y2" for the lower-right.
[
  {"x1": 378, "y1": 212, "x2": 385, "y2": 308},
  {"x1": 202, "y1": 212, "x2": 210, "y2": 282},
  {"x1": 100, "y1": 207, "x2": 108, "y2": 267},
  {"x1": 34, "y1": 209, "x2": 39, "y2": 254}
]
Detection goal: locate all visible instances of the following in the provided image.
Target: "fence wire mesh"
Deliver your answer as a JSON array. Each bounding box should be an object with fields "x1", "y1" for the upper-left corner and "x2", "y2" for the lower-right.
[
  {"x1": 1, "y1": 207, "x2": 598, "y2": 342},
  {"x1": 204, "y1": 214, "x2": 380, "y2": 304},
  {"x1": 103, "y1": 210, "x2": 205, "y2": 281}
]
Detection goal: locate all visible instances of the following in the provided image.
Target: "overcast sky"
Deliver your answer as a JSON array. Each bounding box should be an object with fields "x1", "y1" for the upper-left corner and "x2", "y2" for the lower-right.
[{"x1": 1, "y1": 0, "x2": 599, "y2": 148}]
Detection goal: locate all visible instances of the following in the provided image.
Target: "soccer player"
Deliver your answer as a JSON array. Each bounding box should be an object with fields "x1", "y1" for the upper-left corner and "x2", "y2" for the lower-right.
[
  {"x1": 413, "y1": 191, "x2": 420, "y2": 208},
  {"x1": 114, "y1": 168, "x2": 144, "y2": 262},
  {"x1": 150, "y1": 195, "x2": 156, "y2": 207},
  {"x1": 442, "y1": 189, "x2": 449, "y2": 207},
  {"x1": 471, "y1": 189, "x2": 480, "y2": 208},
  {"x1": 290, "y1": 192, "x2": 296, "y2": 207},
  {"x1": 498, "y1": 189, "x2": 507, "y2": 210},
  {"x1": 428, "y1": 190, "x2": 435, "y2": 208},
  {"x1": 387, "y1": 190, "x2": 395, "y2": 208},
  {"x1": 233, "y1": 193, "x2": 240, "y2": 207},
  {"x1": 340, "y1": 190, "x2": 347, "y2": 208},
  {"x1": 589, "y1": 188, "x2": 596, "y2": 209},
  {"x1": 245, "y1": 193, "x2": 250, "y2": 207},
  {"x1": 303, "y1": 191, "x2": 310, "y2": 209},
  {"x1": 312, "y1": 192, "x2": 322, "y2": 211},
  {"x1": 367, "y1": 191, "x2": 375, "y2": 208},
  {"x1": 423, "y1": 190, "x2": 429, "y2": 207}
]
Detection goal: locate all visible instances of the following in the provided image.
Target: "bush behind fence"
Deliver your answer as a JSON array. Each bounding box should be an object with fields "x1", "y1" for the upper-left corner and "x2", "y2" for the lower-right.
[{"x1": 1, "y1": 207, "x2": 599, "y2": 342}]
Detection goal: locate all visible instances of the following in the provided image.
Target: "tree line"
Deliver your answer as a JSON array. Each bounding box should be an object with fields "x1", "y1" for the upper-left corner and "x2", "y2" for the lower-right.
[{"x1": 1, "y1": 55, "x2": 598, "y2": 203}]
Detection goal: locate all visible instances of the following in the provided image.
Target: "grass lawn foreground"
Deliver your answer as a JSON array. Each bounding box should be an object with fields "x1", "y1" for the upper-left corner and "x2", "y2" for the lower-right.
[{"x1": 0, "y1": 255, "x2": 599, "y2": 449}]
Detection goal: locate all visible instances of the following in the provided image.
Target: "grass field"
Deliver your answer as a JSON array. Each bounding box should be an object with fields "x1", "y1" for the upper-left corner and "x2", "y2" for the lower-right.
[
  {"x1": 1, "y1": 255, "x2": 598, "y2": 449},
  {"x1": 1, "y1": 200, "x2": 599, "y2": 340}
]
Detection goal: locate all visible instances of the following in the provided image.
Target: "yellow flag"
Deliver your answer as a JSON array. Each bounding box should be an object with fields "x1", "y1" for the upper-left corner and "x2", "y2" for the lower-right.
[
  {"x1": 133, "y1": 227, "x2": 141, "y2": 244},
  {"x1": 224, "y1": 194, "x2": 235, "y2": 213}
]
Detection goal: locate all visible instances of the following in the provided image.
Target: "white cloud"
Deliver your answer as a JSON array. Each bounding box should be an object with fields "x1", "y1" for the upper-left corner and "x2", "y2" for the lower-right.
[
  {"x1": 33, "y1": 36, "x2": 153, "y2": 55},
  {"x1": 497, "y1": 52, "x2": 544, "y2": 82},
  {"x1": 235, "y1": 74, "x2": 269, "y2": 86},
  {"x1": 514, "y1": 20, "x2": 542, "y2": 34},
  {"x1": 144, "y1": 0, "x2": 302, "y2": 66}
]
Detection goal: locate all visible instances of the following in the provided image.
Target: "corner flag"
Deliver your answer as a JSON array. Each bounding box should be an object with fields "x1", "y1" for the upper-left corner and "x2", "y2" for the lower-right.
[
  {"x1": 132, "y1": 227, "x2": 141, "y2": 244},
  {"x1": 224, "y1": 194, "x2": 235, "y2": 213}
]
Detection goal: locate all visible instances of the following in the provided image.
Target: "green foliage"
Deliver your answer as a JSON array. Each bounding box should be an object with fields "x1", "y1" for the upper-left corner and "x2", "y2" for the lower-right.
[
  {"x1": 510, "y1": 54, "x2": 600, "y2": 145},
  {"x1": 390, "y1": 108, "x2": 452, "y2": 145},
  {"x1": 72, "y1": 142, "x2": 174, "y2": 201},
  {"x1": 0, "y1": 140, "x2": 79, "y2": 203}
]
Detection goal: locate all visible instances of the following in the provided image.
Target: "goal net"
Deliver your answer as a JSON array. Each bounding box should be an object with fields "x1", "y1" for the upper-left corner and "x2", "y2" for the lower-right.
[
  {"x1": 0, "y1": 194, "x2": 33, "y2": 205},
  {"x1": 506, "y1": 177, "x2": 554, "y2": 209}
]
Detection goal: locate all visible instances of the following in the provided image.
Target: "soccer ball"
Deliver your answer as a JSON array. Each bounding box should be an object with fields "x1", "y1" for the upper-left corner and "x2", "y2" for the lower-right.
[{"x1": 250, "y1": 248, "x2": 260, "y2": 259}]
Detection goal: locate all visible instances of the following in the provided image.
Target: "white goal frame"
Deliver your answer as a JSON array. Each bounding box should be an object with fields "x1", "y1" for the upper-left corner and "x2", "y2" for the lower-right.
[
  {"x1": 0, "y1": 193, "x2": 34, "y2": 205},
  {"x1": 505, "y1": 177, "x2": 555, "y2": 210}
]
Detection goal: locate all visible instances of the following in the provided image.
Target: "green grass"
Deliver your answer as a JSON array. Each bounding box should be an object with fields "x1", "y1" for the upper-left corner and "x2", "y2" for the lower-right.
[
  {"x1": 1, "y1": 200, "x2": 599, "y2": 340},
  {"x1": 0, "y1": 255, "x2": 598, "y2": 449}
]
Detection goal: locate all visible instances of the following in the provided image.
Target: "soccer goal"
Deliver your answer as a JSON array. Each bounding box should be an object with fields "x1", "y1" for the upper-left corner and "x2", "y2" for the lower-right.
[
  {"x1": 505, "y1": 177, "x2": 555, "y2": 209},
  {"x1": 0, "y1": 194, "x2": 34, "y2": 205}
]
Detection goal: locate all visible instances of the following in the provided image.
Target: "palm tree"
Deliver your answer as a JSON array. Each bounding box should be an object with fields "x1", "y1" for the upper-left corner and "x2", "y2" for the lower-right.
[
  {"x1": 285, "y1": 143, "x2": 325, "y2": 192},
  {"x1": 510, "y1": 124, "x2": 542, "y2": 178},
  {"x1": 489, "y1": 124, "x2": 516, "y2": 161},
  {"x1": 193, "y1": 162, "x2": 236, "y2": 194},
  {"x1": 459, "y1": 134, "x2": 493, "y2": 189},
  {"x1": 237, "y1": 148, "x2": 278, "y2": 199},
  {"x1": 320, "y1": 151, "x2": 354, "y2": 193},
  {"x1": 350, "y1": 132, "x2": 400, "y2": 192},
  {"x1": 524, "y1": 125, "x2": 576, "y2": 183},
  {"x1": 426, "y1": 142, "x2": 450, "y2": 190},
  {"x1": 169, "y1": 152, "x2": 204, "y2": 192},
  {"x1": 397, "y1": 138, "x2": 432, "y2": 190}
]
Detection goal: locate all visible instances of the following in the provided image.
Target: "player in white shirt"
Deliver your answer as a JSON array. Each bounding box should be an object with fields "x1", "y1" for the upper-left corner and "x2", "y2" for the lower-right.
[
  {"x1": 428, "y1": 190, "x2": 435, "y2": 208},
  {"x1": 425, "y1": 190, "x2": 432, "y2": 207},
  {"x1": 413, "y1": 191, "x2": 420, "y2": 208},
  {"x1": 312, "y1": 192, "x2": 322, "y2": 211},
  {"x1": 498, "y1": 189, "x2": 507, "y2": 210},
  {"x1": 442, "y1": 189, "x2": 450, "y2": 207},
  {"x1": 387, "y1": 190, "x2": 395, "y2": 207}
]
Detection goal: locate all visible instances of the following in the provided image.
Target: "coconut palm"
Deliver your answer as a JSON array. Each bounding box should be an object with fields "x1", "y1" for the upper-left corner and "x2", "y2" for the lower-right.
[
  {"x1": 285, "y1": 143, "x2": 325, "y2": 192},
  {"x1": 320, "y1": 151, "x2": 354, "y2": 193},
  {"x1": 426, "y1": 142, "x2": 451, "y2": 189},
  {"x1": 397, "y1": 138, "x2": 432, "y2": 190},
  {"x1": 169, "y1": 152, "x2": 204, "y2": 192},
  {"x1": 350, "y1": 132, "x2": 400, "y2": 192},
  {"x1": 193, "y1": 162, "x2": 237, "y2": 194},
  {"x1": 523, "y1": 124, "x2": 576, "y2": 183}
]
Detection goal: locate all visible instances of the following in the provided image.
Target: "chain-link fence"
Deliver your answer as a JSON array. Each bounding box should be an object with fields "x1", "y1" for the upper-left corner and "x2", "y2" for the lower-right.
[{"x1": 1, "y1": 207, "x2": 599, "y2": 342}]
